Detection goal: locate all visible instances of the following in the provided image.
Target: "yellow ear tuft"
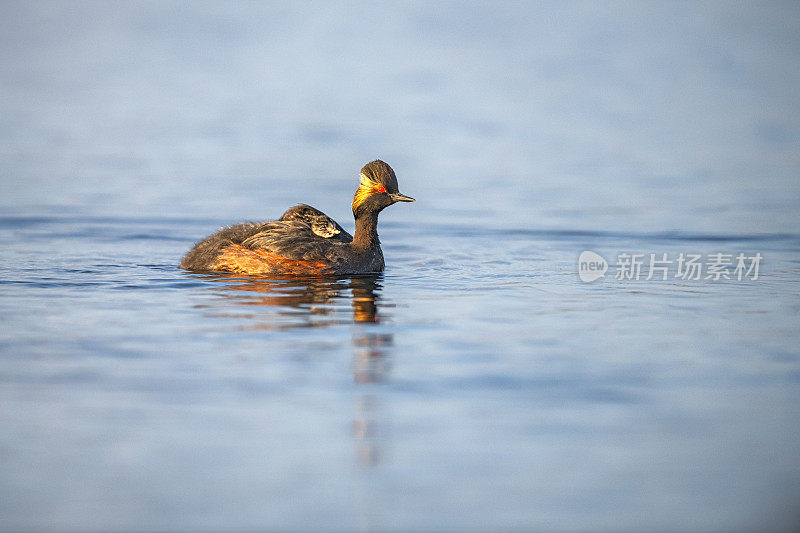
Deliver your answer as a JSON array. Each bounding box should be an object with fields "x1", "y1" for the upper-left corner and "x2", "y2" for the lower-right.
[{"x1": 352, "y1": 173, "x2": 380, "y2": 212}]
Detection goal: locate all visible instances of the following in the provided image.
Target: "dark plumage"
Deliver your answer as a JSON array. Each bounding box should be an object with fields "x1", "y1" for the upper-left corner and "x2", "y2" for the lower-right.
[
  {"x1": 278, "y1": 204, "x2": 352, "y2": 241},
  {"x1": 179, "y1": 160, "x2": 414, "y2": 275}
]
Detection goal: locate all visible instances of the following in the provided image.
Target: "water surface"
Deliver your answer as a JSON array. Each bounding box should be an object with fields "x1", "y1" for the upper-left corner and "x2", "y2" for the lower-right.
[{"x1": 1, "y1": 2, "x2": 799, "y2": 531}]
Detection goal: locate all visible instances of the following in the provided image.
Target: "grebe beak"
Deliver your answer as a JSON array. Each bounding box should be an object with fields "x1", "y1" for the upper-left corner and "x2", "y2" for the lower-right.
[{"x1": 389, "y1": 192, "x2": 415, "y2": 203}]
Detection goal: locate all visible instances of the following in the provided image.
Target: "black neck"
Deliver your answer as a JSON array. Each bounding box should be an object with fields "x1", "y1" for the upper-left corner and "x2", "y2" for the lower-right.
[{"x1": 352, "y1": 211, "x2": 380, "y2": 250}]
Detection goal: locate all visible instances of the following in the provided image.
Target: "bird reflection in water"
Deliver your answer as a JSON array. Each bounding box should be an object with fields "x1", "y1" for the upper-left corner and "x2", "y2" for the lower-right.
[{"x1": 196, "y1": 273, "x2": 391, "y2": 468}]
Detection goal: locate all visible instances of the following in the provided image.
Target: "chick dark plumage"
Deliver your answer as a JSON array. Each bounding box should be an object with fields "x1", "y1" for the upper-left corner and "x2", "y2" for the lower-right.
[
  {"x1": 278, "y1": 204, "x2": 352, "y2": 241},
  {"x1": 179, "y1": 160, "x2": 414, "y2": 275}
]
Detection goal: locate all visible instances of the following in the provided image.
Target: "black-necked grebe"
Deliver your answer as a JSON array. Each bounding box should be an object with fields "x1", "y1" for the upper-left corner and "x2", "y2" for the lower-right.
[
  {"x1": 278, "y1": 203, "x2": 351, "y2": 240},
  {"x1": 179, "y1": 160, "x2": 414, "y2": 275}
]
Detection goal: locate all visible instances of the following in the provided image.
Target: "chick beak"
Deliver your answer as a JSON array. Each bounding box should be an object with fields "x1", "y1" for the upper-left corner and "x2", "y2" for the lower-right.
[{"x1": 389, "y1": 192, "x2": 415, "y2": 203}]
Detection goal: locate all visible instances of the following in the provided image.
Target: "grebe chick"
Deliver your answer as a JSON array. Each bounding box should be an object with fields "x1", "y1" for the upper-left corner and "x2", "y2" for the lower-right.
[
  {"x1": 279, "y1": 204, "x2": 352, "y2": 240},
  {"x1": 179, "y1": 160, "x2": 414, "y2": 275}
]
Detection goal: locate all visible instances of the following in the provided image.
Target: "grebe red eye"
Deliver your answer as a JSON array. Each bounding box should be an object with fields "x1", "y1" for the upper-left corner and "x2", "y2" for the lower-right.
[{"x1": 377, "y1": 185, "x2": 386, "y2": 193}]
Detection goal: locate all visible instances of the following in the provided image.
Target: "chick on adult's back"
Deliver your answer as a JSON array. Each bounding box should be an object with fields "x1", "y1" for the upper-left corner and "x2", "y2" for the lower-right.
[
  {"x1": 179, "y1": 160, "x2": 414, "y2": 275},
  {"x1": 278, "y1": 203, "x2": 351, "y2": 240}
]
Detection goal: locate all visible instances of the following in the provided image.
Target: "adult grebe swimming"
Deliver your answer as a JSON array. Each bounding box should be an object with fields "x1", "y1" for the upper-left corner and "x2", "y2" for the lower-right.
[{"x1": 179, "y1": 160, "x2": 414, "y2": 275}]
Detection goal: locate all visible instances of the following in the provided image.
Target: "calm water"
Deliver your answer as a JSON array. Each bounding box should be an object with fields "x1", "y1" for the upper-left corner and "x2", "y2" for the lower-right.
[{"x1": 2, "y1": 2, "x2": 800, "y2": 531}]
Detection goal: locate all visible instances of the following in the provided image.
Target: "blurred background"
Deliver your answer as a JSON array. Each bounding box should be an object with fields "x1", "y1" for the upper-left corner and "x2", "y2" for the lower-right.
[
  {"x1": 2, "y1": 1, "x2": 798, "y2": 231},
  {"x1": 1, "y1": 1, "x2": 799, "y2": 531}
]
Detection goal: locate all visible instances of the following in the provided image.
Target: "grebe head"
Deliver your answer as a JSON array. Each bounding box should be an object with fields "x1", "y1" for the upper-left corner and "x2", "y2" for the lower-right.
[
  {"x1": 281, "y1": 204, "x2": 341, "y2": 238},
  {"x1": 310, "y1": 216, "x2": 340, "y2": 238},
  {"x1": 352, "y1": 160, "x2": 415, "y2": 218}
]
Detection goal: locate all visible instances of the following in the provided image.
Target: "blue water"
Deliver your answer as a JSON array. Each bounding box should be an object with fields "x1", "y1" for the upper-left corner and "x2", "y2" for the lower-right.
[{"x1": 2, "y1": 2, "x2": 800, "y2": 531}]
